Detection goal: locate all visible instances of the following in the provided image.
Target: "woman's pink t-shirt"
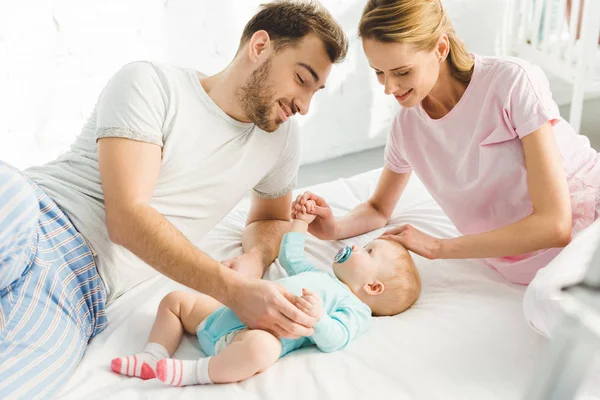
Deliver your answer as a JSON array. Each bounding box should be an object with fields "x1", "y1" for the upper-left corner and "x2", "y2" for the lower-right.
[{"x1": 385, "y1": 54, "x2": 600, "y2": 284}]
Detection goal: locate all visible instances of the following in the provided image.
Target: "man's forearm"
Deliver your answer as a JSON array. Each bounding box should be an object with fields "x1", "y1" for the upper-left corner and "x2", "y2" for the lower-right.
[
  {"x1": 110, "y1": 203, "x2": 243, "y2": 305},
  {"x1": 336, "y1": 201, "x2": 389, "y2": 239},
  {"x1": 242, "y1": 219, "x2": 291, "y2": 267}
]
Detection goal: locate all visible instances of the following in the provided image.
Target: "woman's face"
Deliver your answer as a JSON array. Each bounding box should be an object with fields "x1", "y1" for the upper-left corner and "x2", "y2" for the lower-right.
[{"x1": 362, "y1": 38, "x2": 441, "y2": 108}]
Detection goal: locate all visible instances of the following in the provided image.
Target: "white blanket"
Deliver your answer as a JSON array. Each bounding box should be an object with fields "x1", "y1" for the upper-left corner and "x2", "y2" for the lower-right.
[{"x1": 57, "y1": 169, "x2": 546, "y2": 400}]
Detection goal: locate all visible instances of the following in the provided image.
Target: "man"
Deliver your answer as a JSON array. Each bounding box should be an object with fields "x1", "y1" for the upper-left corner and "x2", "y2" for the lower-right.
[{"x1": 0, "y1": 1, "x2": 348, "y2": 397}]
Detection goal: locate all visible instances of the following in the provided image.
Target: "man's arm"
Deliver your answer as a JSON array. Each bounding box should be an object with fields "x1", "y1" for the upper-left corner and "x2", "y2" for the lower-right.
[
  {"x1": 99, "y1": 137, "x2": 242, "y2": 304},
  {"x1": 233, "y1": 117, "x2": 300, "y2": 274},
  {"x1": 222, "y1": 192, "x2": 292, "y2": 278},
  {"x1": 246, "y1": 192, "x2": 293, "y2": 266},
  {"x1": 99, "y1": 138, "x2": 315, "y2": 338}
]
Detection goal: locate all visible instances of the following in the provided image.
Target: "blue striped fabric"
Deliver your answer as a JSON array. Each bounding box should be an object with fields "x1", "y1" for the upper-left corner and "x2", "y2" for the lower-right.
[{"x1": 0, "y1": 161, "x2": 108, "y2": 399}]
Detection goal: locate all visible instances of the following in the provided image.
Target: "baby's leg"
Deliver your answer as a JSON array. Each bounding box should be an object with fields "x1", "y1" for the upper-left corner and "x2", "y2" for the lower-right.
[
  {"x1": 157, "y1": 329, "x2": 282, "y2": 386},
  {"x1": 112, "y1": 291, "x2": 222, "y2": 379},
  {"x1": 148, "y1": 291, "x2": 223, "y2": 353},
  {"x1": 210, "y1": 329, "x2": 282, "y2": 383}
]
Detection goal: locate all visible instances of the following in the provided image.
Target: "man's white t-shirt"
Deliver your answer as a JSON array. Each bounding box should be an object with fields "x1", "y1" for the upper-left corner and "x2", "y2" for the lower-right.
[{"x1": 26, "y1": 61, "x2": 301, "y2": 301}]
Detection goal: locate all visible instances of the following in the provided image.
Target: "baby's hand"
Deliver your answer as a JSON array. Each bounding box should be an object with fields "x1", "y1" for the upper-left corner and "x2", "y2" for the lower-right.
[
  {"x1": 293, "y1": 199, "x2": 317, "y2": 224},
  {"x1": 291, "y1": 192, "x2": 310, "y2": 219},
  {"x1": 295, "y1": 288, "x2": 323, "y2": 321}
]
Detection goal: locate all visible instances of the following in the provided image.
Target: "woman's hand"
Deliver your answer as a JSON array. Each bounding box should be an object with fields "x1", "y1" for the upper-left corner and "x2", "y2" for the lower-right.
[{"x1": 379, "y1": 224, "x2": 442, "y2": 260}]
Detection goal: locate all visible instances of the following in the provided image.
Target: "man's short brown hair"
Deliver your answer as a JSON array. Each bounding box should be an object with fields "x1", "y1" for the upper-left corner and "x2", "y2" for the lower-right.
[{"x1": 239, "y1": 0, "x2": 348, "y2": 63}]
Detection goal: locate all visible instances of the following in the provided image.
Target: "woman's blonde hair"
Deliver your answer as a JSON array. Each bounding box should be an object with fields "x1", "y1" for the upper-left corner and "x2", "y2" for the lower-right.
[{"x1": 358, "y1": 0, "x2": 473, "y2": 83}]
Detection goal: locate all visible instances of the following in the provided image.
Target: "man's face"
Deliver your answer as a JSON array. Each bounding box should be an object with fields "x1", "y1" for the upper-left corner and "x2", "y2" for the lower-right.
[{"x1": 238, "y1": 34, "x2": 333, "y2": 132}]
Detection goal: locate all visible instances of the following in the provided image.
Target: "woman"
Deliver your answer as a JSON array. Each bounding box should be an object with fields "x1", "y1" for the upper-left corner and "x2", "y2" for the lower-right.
[{"x1": 293, "y1": 0, "x2": 600, "y2": 285}]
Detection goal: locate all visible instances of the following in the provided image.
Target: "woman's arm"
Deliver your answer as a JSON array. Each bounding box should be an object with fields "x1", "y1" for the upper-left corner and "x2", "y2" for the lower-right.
[
  {"x1": 440, "y1": 122, "x2": 572, "y2": 258},
  {"x1": 293, "y1": 167, "x2": 411, "y2": 240},
  {"x1": 383, "y1": 123, "x2": 572, "y2": 260},
  {"x1": 336, "y1": 168, "x2": 411, "y2": 239}
]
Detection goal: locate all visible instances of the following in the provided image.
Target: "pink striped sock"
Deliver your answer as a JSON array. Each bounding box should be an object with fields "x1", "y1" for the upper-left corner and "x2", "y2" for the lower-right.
[
  {"x1": 156, "y1": 357, "x2": 212, "y2": 386},
  {"x1": 111, "y1": 343, "x2": 169, "y2": 380}
]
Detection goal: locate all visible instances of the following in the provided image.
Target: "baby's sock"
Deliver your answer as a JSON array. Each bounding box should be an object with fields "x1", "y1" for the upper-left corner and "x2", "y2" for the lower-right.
[
  {"x1": 111, "y1": 342, "x2": 169, "y2": 380},
  {"x1": 156, "y1": 357, "x2": 213, "y2": 386}
]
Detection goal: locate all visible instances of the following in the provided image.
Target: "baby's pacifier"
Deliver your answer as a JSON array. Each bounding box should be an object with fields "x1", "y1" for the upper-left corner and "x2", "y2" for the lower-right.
[{"x1": 334, "y1": 246, "x2": 352, "y2": 263}]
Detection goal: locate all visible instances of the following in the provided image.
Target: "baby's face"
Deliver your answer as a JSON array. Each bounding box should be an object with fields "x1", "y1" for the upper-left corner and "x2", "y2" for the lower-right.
[{"x1": 332, "y1": 239, "x2": 402, "y2": 291}]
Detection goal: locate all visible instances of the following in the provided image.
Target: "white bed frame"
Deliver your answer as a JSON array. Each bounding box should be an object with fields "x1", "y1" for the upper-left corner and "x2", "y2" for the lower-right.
[
  {"x1": 509, "y1": 4, "x2": 600, "y2": 390},
  {"x1": 509, "y1": 0, "x2": 600, "y2": 134},
  {"x1": 526, "y1": 237, "x2": 600, "y2": 399}
]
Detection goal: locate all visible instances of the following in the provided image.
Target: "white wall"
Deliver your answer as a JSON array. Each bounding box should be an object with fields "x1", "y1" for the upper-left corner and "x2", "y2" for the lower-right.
[{"x1": 0, "y1": 0, "x2": 512, "y2": 170}]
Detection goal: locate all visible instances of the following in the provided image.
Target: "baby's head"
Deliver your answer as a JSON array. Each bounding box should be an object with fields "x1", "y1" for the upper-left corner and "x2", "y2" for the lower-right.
[{"x1": 332, "y1": 239, "x2": 420, "y2": 316}]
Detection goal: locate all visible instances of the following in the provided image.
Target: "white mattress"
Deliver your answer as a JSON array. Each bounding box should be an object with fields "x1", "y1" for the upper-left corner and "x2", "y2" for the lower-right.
[{"x1": 57, "y1": 168, "x2": 546, "y2": 400}]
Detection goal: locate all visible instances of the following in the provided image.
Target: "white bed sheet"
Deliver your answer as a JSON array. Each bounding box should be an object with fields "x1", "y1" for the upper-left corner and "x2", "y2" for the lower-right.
[{"x1": 57, "y1": 168, "x2": 546, "y2": 400}]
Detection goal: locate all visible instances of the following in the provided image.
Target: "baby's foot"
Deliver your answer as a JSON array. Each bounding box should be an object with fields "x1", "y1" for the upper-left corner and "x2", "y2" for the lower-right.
[
  {"x1": 111, "y1": 342, "x2": 169, "y2": 380},
  {"x1": 156, "y1": 357, "x2": 212, "y2": 386},
  {"x1": 111, "y1": 353, "x2": 157, "y2": 379}
]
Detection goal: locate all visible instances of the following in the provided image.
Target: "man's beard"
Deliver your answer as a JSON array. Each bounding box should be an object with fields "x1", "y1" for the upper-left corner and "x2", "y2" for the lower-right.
[{"x1": 238, "y1": 58, "x2": 282, "y2": 132}]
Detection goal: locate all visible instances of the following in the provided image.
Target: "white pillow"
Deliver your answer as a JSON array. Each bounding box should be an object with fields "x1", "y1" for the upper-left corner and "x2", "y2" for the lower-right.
[{"x1": 523, "y1": 218, "x2": 600, "y2": 336}]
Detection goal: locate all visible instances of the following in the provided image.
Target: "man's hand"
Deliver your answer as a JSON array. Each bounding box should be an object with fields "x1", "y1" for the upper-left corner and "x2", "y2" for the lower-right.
[
  {"x1": 221, "y1": 249, "x2": 265, "y2": 279},
  {"x1": 230, "y1": 278, "x2": 318, "y2": 339},
  {"x1": 291, "y1": 192, "x2": 338, "y2": 240},
  {"x1": 295, "y1": 288, "x2": 323, "y2": 321}
]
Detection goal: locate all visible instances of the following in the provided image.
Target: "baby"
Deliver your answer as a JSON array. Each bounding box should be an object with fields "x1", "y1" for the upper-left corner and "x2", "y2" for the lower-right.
[{"x1": 111, "y1": 200, "x2": 421, "y2": 386}]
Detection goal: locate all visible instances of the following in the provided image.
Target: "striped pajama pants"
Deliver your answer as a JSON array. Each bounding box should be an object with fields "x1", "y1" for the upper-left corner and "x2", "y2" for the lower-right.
[{"x1": 0, "y1": 162, "x2": 107, "y2": 399}]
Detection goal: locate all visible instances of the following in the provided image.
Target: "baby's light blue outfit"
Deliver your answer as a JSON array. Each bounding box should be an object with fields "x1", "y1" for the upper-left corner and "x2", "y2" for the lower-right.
[{"x1": 196, "y1": 232, "x2": 372, "y2": 357}]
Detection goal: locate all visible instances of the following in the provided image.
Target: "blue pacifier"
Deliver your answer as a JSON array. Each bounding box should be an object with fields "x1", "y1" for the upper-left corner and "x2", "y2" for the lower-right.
[{"x1": 334, "y1": 246, "x2": 353, "y2": 263}]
